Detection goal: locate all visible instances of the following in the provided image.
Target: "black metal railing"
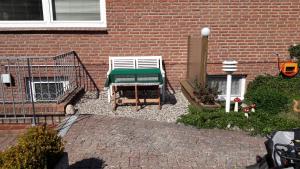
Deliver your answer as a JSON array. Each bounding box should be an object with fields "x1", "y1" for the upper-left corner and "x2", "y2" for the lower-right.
[{"x1": 0, "y1": 51, "x2": 98, "y2": 124}]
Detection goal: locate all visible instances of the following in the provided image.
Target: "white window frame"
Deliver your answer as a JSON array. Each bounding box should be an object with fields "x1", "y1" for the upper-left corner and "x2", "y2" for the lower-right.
[
  {"x1": 30, "y1": 80, "x2": 69, "y2": 102},
  {"x1": 207, "y1": 75, "x2": 246, "y2": 101},
  {"x1": 0, "y1": 0, "x2": 107, "y2": 29}
]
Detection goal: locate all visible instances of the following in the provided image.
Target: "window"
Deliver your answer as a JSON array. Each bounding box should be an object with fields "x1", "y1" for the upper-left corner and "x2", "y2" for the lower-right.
[
  {"x1": 207, "y1": 75, "x2": 246, "y2": 101},
  {"x1": 26, "y1": 77, "x2": 69, "y2": 102},
  {"x1": 0, "y1": 0, "x2": 107, "y2": 28},
  {"x1": 0, "y1": 0, "x2": 44, "y2": 21},
  {"x1": 52, "y1": 0, "x2": 101, "y2": 21}
]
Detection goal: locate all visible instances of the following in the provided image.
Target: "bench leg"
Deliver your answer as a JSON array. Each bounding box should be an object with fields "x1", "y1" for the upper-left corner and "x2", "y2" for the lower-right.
[
  {"x1": 158, "y1": 85, "x2": 161, "y2": 110},
  {"x1": 108, "y1": 85, "x2": 113, "y2": 103},
  {"x1": 108, "y1": 87, "x2": 111, "y2": 103},
  {"x1": 161, "y1": 85, "x2": 165, "y2": 103},
  {"x1": 112, "y1": 86, "x2": 117, "y2": 111},
  {"x1": 135, "y1": 85, "x2": 139, "y2": 111}
]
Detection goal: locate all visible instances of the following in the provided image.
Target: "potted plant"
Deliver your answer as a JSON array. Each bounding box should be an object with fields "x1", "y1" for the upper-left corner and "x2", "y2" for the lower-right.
[
  {"x1": 192, "y1": 79, "x2": 221, "y2": 109},
  {"x1": 289, "y1": 44, "x2": 300, "y2": 65},
  {"x1": 289, "y1": 44, "x2": 300, "y2": 59}
]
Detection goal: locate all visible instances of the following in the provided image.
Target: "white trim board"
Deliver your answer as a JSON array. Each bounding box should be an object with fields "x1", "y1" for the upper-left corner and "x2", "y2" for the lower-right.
[{"x1": 0, "y1": 0, "x2": 107, "y2": 28}]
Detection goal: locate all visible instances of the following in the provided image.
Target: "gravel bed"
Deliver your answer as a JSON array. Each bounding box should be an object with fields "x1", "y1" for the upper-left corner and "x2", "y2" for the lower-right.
[{"x1": 75, "y1": 90, "x2": 189, "y2": 123}]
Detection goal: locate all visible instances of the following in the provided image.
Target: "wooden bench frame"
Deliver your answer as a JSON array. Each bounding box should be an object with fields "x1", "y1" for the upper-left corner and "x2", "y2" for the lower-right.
[
  {"x1": 106, "y1": 56, "x2": 165, "y2": 104},
  {"x1": 112, "y1": 84, "x2": 161, "y2": 111}
]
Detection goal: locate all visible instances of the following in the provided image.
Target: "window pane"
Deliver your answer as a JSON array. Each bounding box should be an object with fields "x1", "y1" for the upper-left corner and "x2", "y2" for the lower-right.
[
  {"x1": 0, "y1": 0, "x2": 43, "y2": 21},
  {"x1": 207, "y1": 76, "x2": 241, "y2": 96},
  {"x1": 34, "y1": 83, "x2": 64, "y2": 101},
  {"x1": 52, "y1": 0, "x2": 100, "y2": 21},
  {"x1": 26, "y1": 77, "x2": 68, "y2": 102}
]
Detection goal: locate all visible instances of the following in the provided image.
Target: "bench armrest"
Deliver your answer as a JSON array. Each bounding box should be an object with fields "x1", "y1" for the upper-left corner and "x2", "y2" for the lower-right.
[
  {"x1": 104, "y1": 78, "x2": 110, "y2": 88},
  {"x1": 106, "y1": 70, "x2": 111, "y2": 77},
  {"x1": 160, "y1": 68, "x2": 165, "y2": 77}
]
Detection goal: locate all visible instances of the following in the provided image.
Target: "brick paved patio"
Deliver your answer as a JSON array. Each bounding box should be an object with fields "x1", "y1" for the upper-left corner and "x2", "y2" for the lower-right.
[
  {"x1": 64, "y1": 115, "x2": 266, "y2": 169},
  {"x1": 0, "y1": 124, "x2": 29, "y2": 152},
  {"x1": 0, "y1": 132, "x2": 19, "y2": 151}
]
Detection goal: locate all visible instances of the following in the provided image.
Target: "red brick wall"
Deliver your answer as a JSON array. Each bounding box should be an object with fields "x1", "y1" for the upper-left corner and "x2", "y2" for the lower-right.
[{"x1": 0, "y1": 0, "x2": 300, "y2": 90}]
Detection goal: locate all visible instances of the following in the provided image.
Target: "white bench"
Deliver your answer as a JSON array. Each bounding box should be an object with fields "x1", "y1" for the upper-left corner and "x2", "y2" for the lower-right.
[{"x1": 106, "y1": 56, "x2": 165, "y2": 103}]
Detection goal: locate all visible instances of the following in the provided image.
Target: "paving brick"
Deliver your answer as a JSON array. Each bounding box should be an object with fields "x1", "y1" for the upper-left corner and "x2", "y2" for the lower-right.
[
  {"x1": 64, "y1": 115, "x2": 265, "y2": 169},
  {"x1": 0, "y1": 132, "x2": 19, "y2": 151}
]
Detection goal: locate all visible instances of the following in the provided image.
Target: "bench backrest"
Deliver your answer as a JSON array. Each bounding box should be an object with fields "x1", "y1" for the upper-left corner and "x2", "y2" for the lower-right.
[{"x1": 109, "y1": 56, "x2": 163, "y2": 71}]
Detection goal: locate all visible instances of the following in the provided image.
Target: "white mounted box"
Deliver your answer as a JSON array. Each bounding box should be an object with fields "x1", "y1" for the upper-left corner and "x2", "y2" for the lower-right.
[{"x1": 1, "y1": 74, "x2": 11, "y2": 84}]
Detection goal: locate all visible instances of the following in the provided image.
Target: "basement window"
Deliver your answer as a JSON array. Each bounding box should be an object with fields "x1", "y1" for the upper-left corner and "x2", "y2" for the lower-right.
[
  {"x1": 0, "y1": 0, "x2": 107, "y2": 28},
  {"x1": 207, "y1": 75, "x2": 246, "y2": 101},
  {"x1": 26, "y1": 77, "x2": 69, "y2": 102}
]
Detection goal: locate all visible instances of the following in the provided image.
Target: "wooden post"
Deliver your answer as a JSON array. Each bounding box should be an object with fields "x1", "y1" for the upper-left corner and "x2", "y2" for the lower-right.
[
  {"x1": 199, "y1": 36, "x2": 208, "y2": 86},
  {"x1": 186, "y1": 36, "x2": 208, "y2": 87}
]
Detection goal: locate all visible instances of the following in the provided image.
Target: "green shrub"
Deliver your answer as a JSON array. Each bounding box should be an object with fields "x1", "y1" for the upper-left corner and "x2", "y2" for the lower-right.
[
  {"x1": 249, "y1": 112, "x2": 300, "y2": 135},
  {"x1": 245, "y1": 86, "x2": 289, "y2": 114},
  {"x1": 246, "y1": 75, "x2": 276, "y2": 91},
  {"x1": 246, "y1": 75, "x2": 300, "y2": 101},
  {"x1": 0, "y1": 125, "x2": 64, "y2": 169},
  {"x1": 178, "y1": 105, "x2": 252, "y2": 130},
  {"x1": 177, "y1": 105, "x2": 300, "y2": 136},
  {"x1": 245, "y1": 75, "x2": 300, "y2": 114}
]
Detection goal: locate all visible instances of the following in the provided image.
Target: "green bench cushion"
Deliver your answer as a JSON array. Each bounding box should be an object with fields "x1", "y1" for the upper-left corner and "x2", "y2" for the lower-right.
[{"x1": 105, "y1": 68, "x2": 163, "y2": 87}]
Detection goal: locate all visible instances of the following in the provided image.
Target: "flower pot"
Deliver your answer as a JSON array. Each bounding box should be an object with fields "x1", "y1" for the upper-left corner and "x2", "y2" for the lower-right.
[{"x1": 199, "y1": 102, "x2": 221, "y2": 110}]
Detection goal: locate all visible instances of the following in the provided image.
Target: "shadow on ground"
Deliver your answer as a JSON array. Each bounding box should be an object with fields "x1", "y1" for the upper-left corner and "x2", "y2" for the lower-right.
[
  {"x1": 69, "y1": 158, "x2": 106, "y2": 169},
  {"x1": 164, "y1": 90, "x2": 177, "y2": 105},
  {"x1": 110, "y1": 87, "x2": 178, "y2": 107}
]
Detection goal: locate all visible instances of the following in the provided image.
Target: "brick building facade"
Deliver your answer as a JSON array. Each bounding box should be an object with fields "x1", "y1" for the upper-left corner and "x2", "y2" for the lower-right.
[{"x1": 0, "y1": 0, "x2": 299, "y2": 91}]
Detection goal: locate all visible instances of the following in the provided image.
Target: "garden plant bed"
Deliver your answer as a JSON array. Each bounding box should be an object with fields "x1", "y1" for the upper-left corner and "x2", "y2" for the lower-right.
[
  {"x1": 178, "y1": 75, "x2": 300, "y2": 136},
  {"x1": 180, "y1": 80, "x2": 221, "y2": 110},
  {"x1": 177, "y1": 106, "x2": 300, "y2": 135}
]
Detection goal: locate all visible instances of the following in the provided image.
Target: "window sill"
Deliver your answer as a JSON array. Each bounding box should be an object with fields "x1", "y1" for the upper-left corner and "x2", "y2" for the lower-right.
[{"x1": 0, "y1": 26, "x2": 107, "y2": 32}]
